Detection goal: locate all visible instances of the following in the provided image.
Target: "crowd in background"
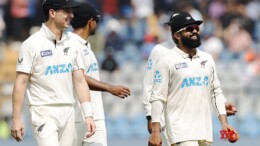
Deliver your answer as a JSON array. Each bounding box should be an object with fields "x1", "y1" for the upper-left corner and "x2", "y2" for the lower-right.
[{"x1": 0, "y1": 0, "x2": 260, "y2": 141}]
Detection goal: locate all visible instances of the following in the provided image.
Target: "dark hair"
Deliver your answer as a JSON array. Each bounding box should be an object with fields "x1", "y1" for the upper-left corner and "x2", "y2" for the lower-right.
[
  {"x1": 42, "y1": 5, "x2": 59, "y2": 22},
  {"x1": 71, "y1": 16, "x2": 98, "y2": 29},
  {"x1": 71, "y1": 17, "x2": 90, "y2": 29}
]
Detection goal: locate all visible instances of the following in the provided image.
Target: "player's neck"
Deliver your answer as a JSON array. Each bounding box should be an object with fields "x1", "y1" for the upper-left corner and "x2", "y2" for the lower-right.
[
  {"x1": 45, "y1": 21, "x2": 63, "y2": 41},
  {"x1": 73, "y1": 28, "x2": 90, "y2": 40},
  {"x1": 177, "y1": 44, "x2": 196, "y2": 57}
]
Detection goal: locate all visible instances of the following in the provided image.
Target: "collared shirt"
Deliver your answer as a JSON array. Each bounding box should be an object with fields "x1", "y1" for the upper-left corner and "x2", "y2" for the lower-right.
[
  {"x1": 150, "y1": 46, "x2": 226, "y2": 144},
  {"x1": 17, "y1": 24, "x2": 84, "y2": 106},
  {"x1": 68, "y1": 32, "x2": 105, "y2": 121}
]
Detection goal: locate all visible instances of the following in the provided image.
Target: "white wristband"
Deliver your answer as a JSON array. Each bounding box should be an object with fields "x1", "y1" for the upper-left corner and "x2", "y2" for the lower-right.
[{"x1": 80, "y1": 102, "x2": 94, "y2": 118}]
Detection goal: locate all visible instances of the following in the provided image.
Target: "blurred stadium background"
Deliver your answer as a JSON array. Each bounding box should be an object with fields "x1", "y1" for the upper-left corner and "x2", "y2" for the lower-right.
[{"x1": 0, "y1": 0, "x2": 260, "y2": 146}]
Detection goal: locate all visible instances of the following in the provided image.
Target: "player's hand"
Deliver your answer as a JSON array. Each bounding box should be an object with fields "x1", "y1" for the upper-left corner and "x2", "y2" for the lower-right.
[
  {"x1": 85, "y1": 117, "x2": 96, "y2": 138},
  {"x1": 108, "y1": 85, "x2": 131, "y2": 99},
  {"x1": 149, "y1": 130, "x2": 162, "y2": 146},
  {"x1": 221, "y1": 124, "x2": 240, "y2": 140},
  {"x1": 11, "y1": 118, "x2": 25, "y2": 142},
  {"x1": 225, "y1": 102, "x2": 237, "y2": 116},
  {"x1": 147, "y1": 119, "x2": 152, "y2": 134}
]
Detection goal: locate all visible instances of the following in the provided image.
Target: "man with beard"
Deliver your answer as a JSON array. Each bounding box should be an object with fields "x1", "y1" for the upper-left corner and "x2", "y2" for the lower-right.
[
  {"x1": 69, "y1": 3, "x2": 131, "y2": 146},
  {"x1": 148, "y1": 11, "x2": 239, "y2": 146},
  {"x1": 143, "y1": 15, "x2": 238, "y2": 146}
]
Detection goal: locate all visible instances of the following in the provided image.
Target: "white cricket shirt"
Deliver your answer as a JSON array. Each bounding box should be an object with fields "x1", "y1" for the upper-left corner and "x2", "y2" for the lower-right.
[
  {"x1": 68, "y1": 32, "x2": 105, "y2": 121},
  {"x1": 16, "y1": 24, "x2": 84, "y2": 106},
  {"x1": 143, "y1": 40, "x2": 175, "y2": 116},
  {"x1": 150, "y1": 46, "x2": 226, "y2": 144}
]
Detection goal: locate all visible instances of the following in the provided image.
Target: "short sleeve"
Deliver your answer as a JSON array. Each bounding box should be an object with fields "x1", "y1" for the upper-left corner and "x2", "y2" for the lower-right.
[
  {"x1": 72, "y1": 47, "x2": 85, "y2": 71},
  {"x1": 16, "y1": 42, "x2": 36, "y2": 74}
]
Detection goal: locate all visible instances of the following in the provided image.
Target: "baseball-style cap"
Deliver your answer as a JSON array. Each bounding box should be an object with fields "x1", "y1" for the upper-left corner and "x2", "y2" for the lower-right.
[
  {"x1": 42, "y1": 0, "x2": 79, "y2": 9},
  {"x1": 165, "y1": 11, "x2": 203, "y2": 33},
  {"x1": 73, "y1": 3, "x2": 100, "y2": 21}
]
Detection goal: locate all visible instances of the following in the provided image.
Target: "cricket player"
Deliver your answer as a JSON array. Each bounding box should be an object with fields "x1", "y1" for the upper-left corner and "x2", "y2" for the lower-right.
[
  {"x1": 143, "y1": 14, "x2": 237, "y2": 146},
  {"x1": 69, "y1": 3, "x2": 130, "y2": 146},
  {"x1": 11, "y1": 0, "x2": 95, "y2": 146},
  {"x1": 148, "y1": 11, "x2": 239, "y2": 146}
]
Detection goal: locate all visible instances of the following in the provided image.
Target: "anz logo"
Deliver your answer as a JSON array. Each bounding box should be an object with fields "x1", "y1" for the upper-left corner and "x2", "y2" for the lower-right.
[
  {"x1": 45, "y1": 63, "x2": 73, "y2": 75},
  {"x1": 181, "y1": 76, "x2": 209, "y2": 88},
  {"x1": 147, "y1": 59, "x2": 152, "y2": 70},
  {"x1": 86, "y1": 63, "x2": 98, "y2": 73},
  {"x1": 153, "y1": 70, "x2": 162, "y2": 84}
]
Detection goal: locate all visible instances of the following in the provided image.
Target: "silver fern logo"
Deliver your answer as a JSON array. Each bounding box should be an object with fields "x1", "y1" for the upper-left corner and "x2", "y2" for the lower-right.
[{"x1": 63, "y1": 47, "x2": 70, "y2": 56}]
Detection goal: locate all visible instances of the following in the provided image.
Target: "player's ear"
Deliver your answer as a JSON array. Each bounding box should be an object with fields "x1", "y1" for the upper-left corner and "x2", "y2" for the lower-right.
[{"x1": 173, "y1": 32, "x2": 181, "y2": 40}]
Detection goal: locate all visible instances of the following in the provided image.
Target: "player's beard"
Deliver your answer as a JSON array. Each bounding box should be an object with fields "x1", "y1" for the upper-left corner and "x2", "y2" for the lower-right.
[{"x1": 181, "y1": 33, "x2": 201, "y2": 49}]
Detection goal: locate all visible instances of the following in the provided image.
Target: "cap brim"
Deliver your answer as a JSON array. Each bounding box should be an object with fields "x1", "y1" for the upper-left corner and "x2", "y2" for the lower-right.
[{"x1": 165, "y1": 20, "x2": 203, "y2": 26}]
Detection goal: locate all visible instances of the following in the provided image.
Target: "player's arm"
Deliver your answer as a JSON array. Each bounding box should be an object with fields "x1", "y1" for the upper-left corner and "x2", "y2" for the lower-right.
[
  {"x1": 149, "y1": 60, "x2": 169, "y2": 146},
  {"x1": 11, "y1": 72, "x2": 30, "y2": 142},
  {"x1": 143, "y1": 47, "x2": 158, "y2": 133},
  {"x1": 85, "y1": 75, "x2": 130, "y2": 99},
  {"x1": 209, "y1": 57, "x2": 239, "y2": 137},
  {"x1": 73, "y1": 69, "x2": 95, "y2": 137}
]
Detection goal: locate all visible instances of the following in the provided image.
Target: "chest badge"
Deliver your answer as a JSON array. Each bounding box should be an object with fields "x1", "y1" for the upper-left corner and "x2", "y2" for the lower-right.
[
  {"x1": 200, "y1": 60, "x2": 207, "y2": 68},
  {"x1": 175, "y1": 62, "x2": 188, "y2": 70},
  {"x1": 63, "y1": 47, "x2": 70, "y2": 56}
]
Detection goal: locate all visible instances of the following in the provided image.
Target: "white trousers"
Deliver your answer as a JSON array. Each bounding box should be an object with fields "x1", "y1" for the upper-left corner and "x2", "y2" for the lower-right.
[
  {"x1": 173, "y1": 140, "x2": 212, "y2": 146},
  {"x1": 29, "y1": 105, "x2": 75, "y2": 146},
  {"x1": 75, "y1": 120, "x2": 107, "y2": 146},
  {"x1": 162, "y1": 128, "x2": 171, "y2": 146}
]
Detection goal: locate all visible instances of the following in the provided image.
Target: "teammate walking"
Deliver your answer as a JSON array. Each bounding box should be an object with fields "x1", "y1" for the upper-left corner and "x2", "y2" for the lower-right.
[
  {"x1": 11, "y1": 1, "x2": 95, "y2": 145},
  {"x1": 69, "y1": 3, "x2": 130, "y2": 146},
  {"x1": 148, "y1": 11, "x2": 239, "y2": 146},
  {"x1": 143, "y1": 12, "x2": 237, "y2": 146}
]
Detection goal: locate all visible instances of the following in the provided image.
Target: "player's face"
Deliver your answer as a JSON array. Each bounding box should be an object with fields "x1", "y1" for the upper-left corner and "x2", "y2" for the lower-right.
[
  {"x1": 53, "y1": 8, "x2": 74, "y2": 29},
  {"x1": 179, "y1": 25, "x2": 201, "y2": 49}
]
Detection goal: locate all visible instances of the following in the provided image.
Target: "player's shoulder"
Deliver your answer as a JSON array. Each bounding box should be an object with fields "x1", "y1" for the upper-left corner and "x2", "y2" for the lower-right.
[
  {"x1": 156, "y1": 52, "x2": 175, "y2": 66},
  {"x1": 197, "y1": 49, "x2": 214, "y2": 59},
  {"x1": 21, "y1": 31, "x2": 45, "y2": 50},
  {"x1": 153, "y1": 41, "x2": 175, "y2": 51},
  {"x1": 150, "y1": 41, "x2": 175, "y2": 58}
]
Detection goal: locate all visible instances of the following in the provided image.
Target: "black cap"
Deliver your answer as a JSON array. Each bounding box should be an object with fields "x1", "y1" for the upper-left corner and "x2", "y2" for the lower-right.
[
  {"x1": 73, "y1": 3, "x2": 100, "y2": 21},
  {"x1": 165, "y1": 11, "x2": 203, "y2": 33},
  {"x1": 42, "y1": 0, "x2": 79, "y2": 9}
]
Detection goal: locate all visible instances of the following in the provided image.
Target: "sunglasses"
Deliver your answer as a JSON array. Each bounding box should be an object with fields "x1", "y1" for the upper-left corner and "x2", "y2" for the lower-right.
[{"x1": 176, "y1": 25, "x2": 199, "y2": 33}]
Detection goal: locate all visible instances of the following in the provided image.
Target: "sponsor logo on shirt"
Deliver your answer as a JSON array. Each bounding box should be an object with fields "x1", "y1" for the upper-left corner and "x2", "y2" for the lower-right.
[
  {"x1": 154, "y1": 70, "x2": 162, "y2": 83},
  {"x1": 40, "y1": 50, "x2": 53, "y2": 57},
  {"x1": 181, "y1": 76, "x2": 209, "y2": 88},
  {"x1": 86, "y1": 63, "x2": 98, "y2": 73},
  {"x1": 38, "y1": 124, "x2": 45, "y2": 132},
  {"x1": 17, "y1": 58, "x2": 23, "y2": 64},
  {"x1": 45, "y1": 63, "x2": 73, "y2": 75},
  {"x1": 83, "y1": 49, "x2": 89, "y2": 56},
  {"x1": 63, "y1": 47, "x2": 70, "y2": 56},
  {"x1": 147, "y1": 59, "x2": 152, "y2": 70},
  {"x1": 200, "y1": 60, "x2": 207, "y2": 68},
  {"x1": 175, "y1": 62, "x2": 188, "y2": 70}
]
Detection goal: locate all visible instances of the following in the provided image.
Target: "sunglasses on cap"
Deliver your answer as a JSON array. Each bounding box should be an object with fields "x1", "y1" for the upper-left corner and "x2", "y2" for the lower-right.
[{"x1": 176, "y1": 25, "x2": 199, "y2": 33}]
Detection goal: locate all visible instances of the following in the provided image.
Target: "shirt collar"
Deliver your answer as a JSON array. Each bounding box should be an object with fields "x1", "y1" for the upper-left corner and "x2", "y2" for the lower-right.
[
  {"x1": 40, "y1": 23, "x2": 67, "y2": 43},
  {"x1": 70, "y1": 32, "x2": 89, "y2": 47},
  {"x1": 173, "y1": 46, "x2": 201, "y2": 59}
]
